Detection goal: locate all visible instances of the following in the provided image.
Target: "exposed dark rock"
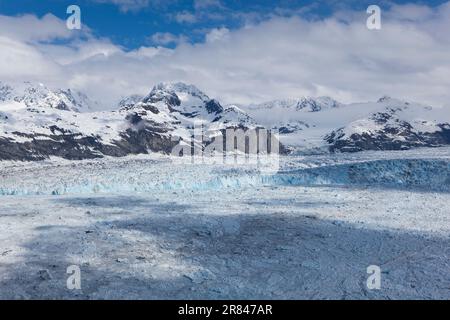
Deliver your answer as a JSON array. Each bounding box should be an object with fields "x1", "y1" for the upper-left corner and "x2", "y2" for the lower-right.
[
  {"x1": 205, "y1": 99, "x2": 224, "y2": 114},
  {"x1": 0, "y1": 118, "x2": 179, "y2": 161},
  {"x1": 126, "y1": 113, "x2": 144, "y2": 126},
  {"x1": 326, "y1": 124, "x2": 450, "y2": 153},
  {"x1": 141, "y1": 104, "x2": 159, "y2": 114},
  {"x1": 180, "y1": 111, "x2": 200, "y2": 118},
  {"x1": 143, "y1": 90, "x2": 181, "y2": 107}
]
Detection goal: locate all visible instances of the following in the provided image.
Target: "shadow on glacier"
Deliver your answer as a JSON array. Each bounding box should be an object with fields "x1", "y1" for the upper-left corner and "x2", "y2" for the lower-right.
[
  {"x1": 56, "y1": 196, "x2": 191, "y2": 213},
  {"x1": 1, "y1": 195, "x2": 449, "y2": 300}
]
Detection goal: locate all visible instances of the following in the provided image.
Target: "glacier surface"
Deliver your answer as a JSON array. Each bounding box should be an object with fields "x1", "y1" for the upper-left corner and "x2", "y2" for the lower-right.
[{"x1": 0, "y1": 149, "x2": 449, "y2": 299}]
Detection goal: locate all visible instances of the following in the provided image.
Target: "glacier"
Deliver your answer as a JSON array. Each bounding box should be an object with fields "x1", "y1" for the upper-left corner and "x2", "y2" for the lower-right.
[
  {"x1": 1, "y1": 149, "x2": 450, "y2": 299},
  {"x1": 1, "y1": 149, "x2": 450, "y2": 196}
]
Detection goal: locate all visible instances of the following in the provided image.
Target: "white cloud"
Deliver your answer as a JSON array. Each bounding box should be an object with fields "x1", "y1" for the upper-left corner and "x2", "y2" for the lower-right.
[
  {"x1": 0, "y1": 36, "x2": 62, "y2": 81},
  {"x1": 126, "y1": 46, "x2": 173, "y2": 59},
  {"x1": 149, "y1": 32, "x2": 188, "y2": 46},
  {"x1": 2, "y1": 3, "x2": 450, "y2": 110},
  {"x1": 175, "y1": 11, "x2": 197, "y2": 24},
  {"x1": 39, "y1": 39, "x2": 123, "y2": 65},
  {"x1": 386, "y1": 3, "x2": 435, "y2": 22},
  {"x1": 205, "y1": 27, "x2": 229, "y2": 43},
  {"x1": 0, "y1": 14, "x2": 74, "y2": 42}
]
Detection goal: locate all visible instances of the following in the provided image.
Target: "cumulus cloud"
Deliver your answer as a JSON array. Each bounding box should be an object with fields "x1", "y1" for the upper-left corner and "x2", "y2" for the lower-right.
[
  {"x1": 2, "y1": 2, "x2": 450, "y2": 110},
  {"x1": 0, "y1": 13, "x2": 75, "y2": 42}
]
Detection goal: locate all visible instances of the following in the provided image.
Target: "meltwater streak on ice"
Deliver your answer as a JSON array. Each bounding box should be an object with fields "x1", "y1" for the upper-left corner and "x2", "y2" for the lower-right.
[{"x1": 0, "y1": 159, "x2": 449, "y2": 196}]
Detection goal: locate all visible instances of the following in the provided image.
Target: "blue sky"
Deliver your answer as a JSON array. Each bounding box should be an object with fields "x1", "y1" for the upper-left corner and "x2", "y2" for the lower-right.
[
  {"x1": 1, "y1": 0, "x2": 450, "y2": 108},
  {"x1": 1, "y1": 0, "x2": 448, "y2": 49}
]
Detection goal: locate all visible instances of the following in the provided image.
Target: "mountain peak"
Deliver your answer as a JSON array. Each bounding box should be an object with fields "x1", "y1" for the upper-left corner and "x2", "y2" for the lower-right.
[
  {"x1": 151, "y1": 82, "x2": 209, "y2": 101},
  {"x1": 297, "y1": 96, "x2": 342, "y2": 111},
  {"x1": 117, "y1": 94, "x2": 144, "y2": 110},
  {"x1": 247, "y1": 96, "x2": 342, "y2": 112},
  {"x1": 141, "y1": 82, "x2": 211, "y2": 109},
  {"x1": 0, "y1": 81, "x2": 94, "y2": 112},
  {"x1": 377, "y1": 95, "x2": 393, "y2": 103}
]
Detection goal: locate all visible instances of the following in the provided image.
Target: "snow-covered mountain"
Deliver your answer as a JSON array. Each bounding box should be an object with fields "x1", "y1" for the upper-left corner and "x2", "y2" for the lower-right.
[
  {"x1": 242, "y1": 97, "x2": 343, "y2": 147},
  {"x1": 0, "y1": 82, "x2": 261, "y2": 161},
  {"x1": 117, "y1": 94, "x2": 144, "y2": 110},
  {"x1": 324, "y1": 97, "x2": 450, "y2": 152},
  {"x1": 243, "y1": 96, "x2": 450, "y2": 153},
  {"x1": 0, "y1": 81, "x2": 97, "y2": 113},
  {"x1": 246, "y1": 96, "x2": 342, "y2": 113},
  {"x1": 129, "y1": 82, "x2": 257, "y2": 128},
  {"x1": 1, "y1": 81, "x2": 450, "y2": 161}
]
